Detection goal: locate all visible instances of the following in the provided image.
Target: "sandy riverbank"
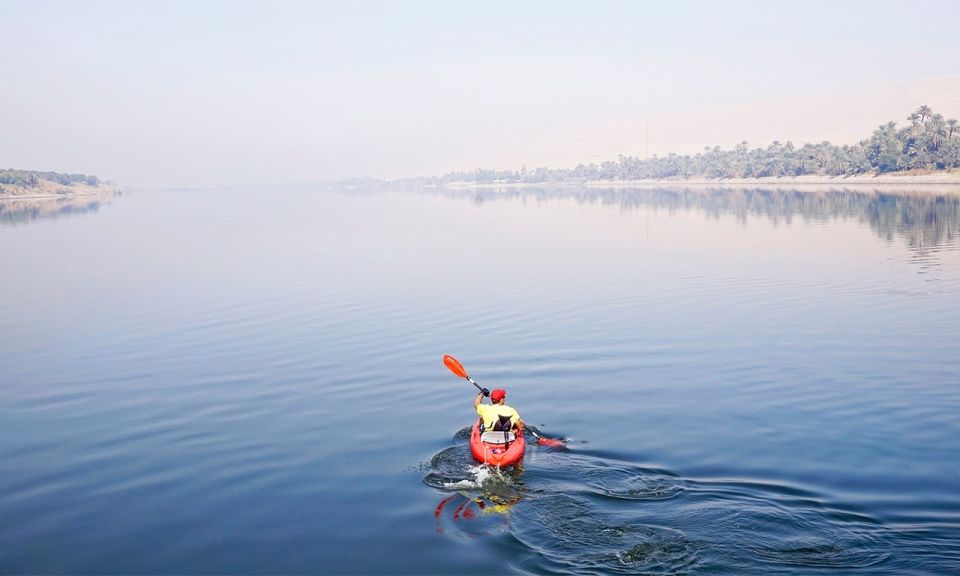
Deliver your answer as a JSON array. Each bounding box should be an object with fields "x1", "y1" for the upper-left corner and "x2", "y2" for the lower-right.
[
  {"x1": 0, "y1": 180, "x2": 122, "y2": 199},
  {"x1": 0, "y1": 190, "x2": 120, "y2": 225},
  {"x1": 0, "y1": 181, "x2": 122, "y2": 225}
]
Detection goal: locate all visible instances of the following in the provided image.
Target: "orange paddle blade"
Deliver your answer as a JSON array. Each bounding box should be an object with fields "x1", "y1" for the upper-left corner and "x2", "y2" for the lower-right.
[
  {"x1": 537, "y1": 437, "x2": 566, "y2": 447},
  {"x1": 443, "y1": 354, "x2": 469, "y2": 379}
]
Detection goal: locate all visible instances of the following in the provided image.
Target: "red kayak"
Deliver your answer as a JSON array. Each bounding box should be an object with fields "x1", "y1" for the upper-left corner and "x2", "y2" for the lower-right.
[{"x1": 469, "y1": 418, "x2": 526, "y2": 467}]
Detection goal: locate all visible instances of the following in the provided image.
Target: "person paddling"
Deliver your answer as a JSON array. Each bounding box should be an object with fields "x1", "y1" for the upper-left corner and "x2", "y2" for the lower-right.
[
  {"x1": 474, "y1": 388, "x2": 525, "y2": 435},
  {"x1": 444, "y1": 354, "x2": 564, "y2": 449}
]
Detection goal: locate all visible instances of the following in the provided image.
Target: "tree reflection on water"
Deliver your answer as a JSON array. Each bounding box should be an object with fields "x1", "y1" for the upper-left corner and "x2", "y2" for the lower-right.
[
  {"x1": 434, "y1": 186, "x2": 960, "y2": 256},
  {"x1": 0, "y1": 194, "x2": 117, "y2": 226}
]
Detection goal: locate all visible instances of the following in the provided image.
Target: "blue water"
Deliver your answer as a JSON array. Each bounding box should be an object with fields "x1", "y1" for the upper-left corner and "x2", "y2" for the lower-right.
[{"x1": 1, "y1": 186, "x2": 958, "y2": 574}]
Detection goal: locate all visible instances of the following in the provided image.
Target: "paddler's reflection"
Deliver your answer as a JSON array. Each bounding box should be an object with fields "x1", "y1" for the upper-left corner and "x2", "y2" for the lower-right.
[{"x1": 433, "y1": 487, "x2": 523, "y2": 534}]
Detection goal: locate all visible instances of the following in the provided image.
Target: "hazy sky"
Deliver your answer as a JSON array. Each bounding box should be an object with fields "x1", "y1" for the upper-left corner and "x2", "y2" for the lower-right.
[{"x1": 3, "y1": 0, "x2": 959, "y2": 187}]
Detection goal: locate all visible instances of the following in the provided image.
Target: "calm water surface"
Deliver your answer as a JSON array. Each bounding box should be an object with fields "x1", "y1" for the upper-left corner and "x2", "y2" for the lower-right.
[{"x1": 1, "y1": 186, "x2": 958, "y2": 574}]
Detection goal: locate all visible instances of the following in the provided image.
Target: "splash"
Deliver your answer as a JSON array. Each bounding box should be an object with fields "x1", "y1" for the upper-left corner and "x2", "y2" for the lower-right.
[{"x1": 440, "y1": 464, "x2": 495, "y2": 490}]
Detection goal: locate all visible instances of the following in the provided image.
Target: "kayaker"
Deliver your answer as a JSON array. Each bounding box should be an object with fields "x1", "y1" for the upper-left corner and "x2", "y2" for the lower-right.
[{"x1": 474, "y1": 388, "x2": 525, "y2": 434}]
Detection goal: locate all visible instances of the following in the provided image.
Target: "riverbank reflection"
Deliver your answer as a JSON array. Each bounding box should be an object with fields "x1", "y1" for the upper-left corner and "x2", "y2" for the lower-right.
[
  {"x1": 426, "y1": 185, "x2": 960, "y2": 256},
  {"x1": 0, "y1": 193, "x2": 119, "y2": 226}
]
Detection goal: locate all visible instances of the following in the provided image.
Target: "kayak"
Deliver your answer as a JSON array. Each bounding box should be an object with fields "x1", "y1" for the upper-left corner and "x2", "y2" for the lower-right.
[{"x1": 470, "y1": 418, "x2": 526, "y2": 467}]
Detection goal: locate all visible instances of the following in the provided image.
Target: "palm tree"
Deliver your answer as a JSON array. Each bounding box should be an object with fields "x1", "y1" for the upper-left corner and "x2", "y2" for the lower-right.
[
  {"x1": 917, "y1": 105, "x2": 933, "y2": 124},
  {"x1": 908, "y1": 112, "x2": 922, "y2": 138},
  {"x1": 927, "y1": 114, "x2": 947, "y2": 152},
  {"x1": 947, "y1": 119, "x2": 958, "y2": 140},
  {"x1": 868, "y1": 122, "x2": 901, "y2": 172}
]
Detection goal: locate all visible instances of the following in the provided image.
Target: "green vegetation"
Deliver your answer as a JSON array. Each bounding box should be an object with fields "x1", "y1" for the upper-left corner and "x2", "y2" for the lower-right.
[
  {"x1": 432, "y1": 106, "x2": 960, "y2": 184},
  {"x1": 0, "y1": 169, "x2": 100, "y2": 188}
]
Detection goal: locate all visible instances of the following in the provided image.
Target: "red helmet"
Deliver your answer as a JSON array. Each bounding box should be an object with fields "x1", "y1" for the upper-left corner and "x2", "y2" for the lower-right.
[{"x1": 490, "y1": 389, "x2": 506, "y2": 402}]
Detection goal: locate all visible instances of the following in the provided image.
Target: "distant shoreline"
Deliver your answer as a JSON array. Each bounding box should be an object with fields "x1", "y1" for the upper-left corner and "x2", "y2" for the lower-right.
[
  {"x1": 0, "y1": 169, "x2": 121, "y2": 200},
  {"x1": 0, "y1": 183, "x2": 121, "y2": 200},
  {"x1": 439, "y1": 171, "x2": 960, "y2": 194}
]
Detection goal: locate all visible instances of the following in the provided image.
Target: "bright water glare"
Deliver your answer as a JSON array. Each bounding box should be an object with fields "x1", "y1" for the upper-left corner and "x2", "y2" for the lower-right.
[{"x1": 1, "y1": 186, "x2": 959, "y2": 574}]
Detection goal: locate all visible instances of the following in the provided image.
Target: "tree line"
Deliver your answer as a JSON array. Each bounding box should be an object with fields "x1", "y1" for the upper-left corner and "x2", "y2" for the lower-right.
[
  {"x1": 429, "y1": 106, "x2": 960, "y2": 184},
  {"x1": 0, "y1": 169, "x2": 100, "y2": 187}
]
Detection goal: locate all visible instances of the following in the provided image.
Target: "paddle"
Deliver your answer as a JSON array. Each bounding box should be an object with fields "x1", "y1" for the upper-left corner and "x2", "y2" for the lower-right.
[
  {"x1": 526, "y1": 426, "x2": 565, "y2": 447},
  {"x1": 442, "y1": 354, "x2": 566, "y2": 447},
  {"x1": 442, "y1": 354, "x2": 484, "y2": 393}
]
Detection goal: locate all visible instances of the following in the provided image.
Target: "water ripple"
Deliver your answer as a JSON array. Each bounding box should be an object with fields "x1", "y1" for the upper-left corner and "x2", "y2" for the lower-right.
[
  {"x1": 573, "y1": 457, "x2": 685, "y2": 502},
  {"x1": 510, "y1": 494, "x2": 699, "y2": 575},
  {"x1": 531, "y1": 451, "x2": 686, "y2": 502},
  {"x1": 683, "y1": 477, "x2": 893, "y2": 570}
]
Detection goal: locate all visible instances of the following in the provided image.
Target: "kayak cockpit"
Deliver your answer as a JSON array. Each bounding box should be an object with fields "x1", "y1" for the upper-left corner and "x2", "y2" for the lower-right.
[{"x1": 480, "y1": 431, "x2": 517, "y2": 444}]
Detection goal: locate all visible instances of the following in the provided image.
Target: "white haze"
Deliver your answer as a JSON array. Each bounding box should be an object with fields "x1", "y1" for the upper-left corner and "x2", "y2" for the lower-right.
[{"x1": 2, "y1": 1, "x2": 959, "y2": 188}]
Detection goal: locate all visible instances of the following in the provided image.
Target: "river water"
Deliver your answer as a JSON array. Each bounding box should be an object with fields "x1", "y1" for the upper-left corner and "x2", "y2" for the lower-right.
[{"x1": 1, "y1": 186, "x2": 958, "y2": 574}]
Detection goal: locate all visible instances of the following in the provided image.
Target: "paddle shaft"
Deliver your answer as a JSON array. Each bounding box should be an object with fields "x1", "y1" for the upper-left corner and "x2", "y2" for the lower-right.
[{"x1": 466, "y1": 376, "x2": 484, "y2": 394}]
